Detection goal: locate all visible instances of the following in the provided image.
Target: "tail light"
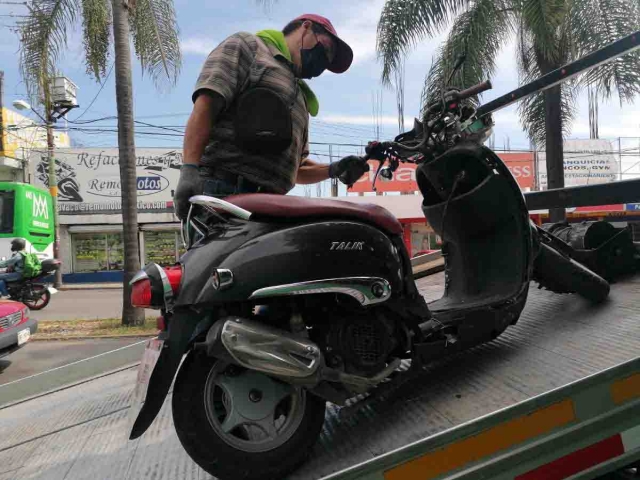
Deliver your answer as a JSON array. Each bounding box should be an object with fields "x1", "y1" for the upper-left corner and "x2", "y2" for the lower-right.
[
  {"x1": 164, "y1": 265, "x2": 182, "y2": 294},
  {"x1": 131, "y1": 278, "x2": 153, "y2": 308},
  {"x1": 130, "y1": 263, "x2": 182, "y2": 310}
]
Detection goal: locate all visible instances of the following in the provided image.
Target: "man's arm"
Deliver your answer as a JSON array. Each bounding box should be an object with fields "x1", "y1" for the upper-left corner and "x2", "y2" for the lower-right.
[
  {"x1": 0, "y1": 255, "x2": 20, "y2": 269},
  {"x1": 183, "y1": 92, "x2": 226, "y2": 166},
  {"x1": 297, "y1": 156, "x2": 371, "y2": 186},
  {"x1": 296, "y1": 158, "x2": 330, "y2": 184}
]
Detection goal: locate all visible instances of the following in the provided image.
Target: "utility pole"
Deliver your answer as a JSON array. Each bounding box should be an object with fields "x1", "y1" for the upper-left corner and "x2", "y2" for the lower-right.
[
  {"x1": 329, "y1": 144, "x2": 338, "y2": 197},
  {"x1": 46, "y1": 111, "x2": 62, "y2": 288},
  {"x1": 0, "y1": 71, "x2": 5, "y2": 161}
]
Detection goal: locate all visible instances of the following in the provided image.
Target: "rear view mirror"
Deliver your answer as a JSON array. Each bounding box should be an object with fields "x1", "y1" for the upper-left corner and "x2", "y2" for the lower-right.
[{"x1": 379, "y1": 167, "x2": 394, "y2": 182}]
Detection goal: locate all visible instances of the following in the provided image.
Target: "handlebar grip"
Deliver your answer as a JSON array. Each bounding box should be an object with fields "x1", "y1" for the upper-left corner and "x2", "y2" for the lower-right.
[{"x1": 457, "y1": 79, "x2": 492, "y2": 100}]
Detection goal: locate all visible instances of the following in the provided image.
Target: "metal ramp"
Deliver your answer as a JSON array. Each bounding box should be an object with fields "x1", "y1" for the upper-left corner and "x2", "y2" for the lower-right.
[{"x1": 1, "y1": 273, "x2": 639, "y2": 480}]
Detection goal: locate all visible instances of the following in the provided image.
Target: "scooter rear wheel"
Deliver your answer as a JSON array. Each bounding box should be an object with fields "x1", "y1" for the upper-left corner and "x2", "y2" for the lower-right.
[
  {"x1": 22, "y1": 286, "x2": 51, "y2": 310},
  {"x1": 172, "y1": 350, "x2": 326, "y2": 480}
]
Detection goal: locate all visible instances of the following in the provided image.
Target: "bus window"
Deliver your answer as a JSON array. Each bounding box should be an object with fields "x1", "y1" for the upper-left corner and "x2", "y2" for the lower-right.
[{"x1": 0, "y1": 191, "x2": 15, "y2": 234}]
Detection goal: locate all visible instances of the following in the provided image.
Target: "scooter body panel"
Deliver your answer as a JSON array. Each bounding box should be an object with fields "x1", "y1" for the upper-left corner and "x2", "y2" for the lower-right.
[{"x1": 177, "y1": 220, "x2": 405, "y2": 308}]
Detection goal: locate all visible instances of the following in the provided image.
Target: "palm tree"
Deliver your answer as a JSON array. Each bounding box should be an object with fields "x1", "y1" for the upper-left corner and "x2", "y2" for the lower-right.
[
  {"x1": 378, "y1": 0, "x2": 640, "y2": 221},
  {"x1": 18, "y1": 0, "x2": 181, "y2": 325}
]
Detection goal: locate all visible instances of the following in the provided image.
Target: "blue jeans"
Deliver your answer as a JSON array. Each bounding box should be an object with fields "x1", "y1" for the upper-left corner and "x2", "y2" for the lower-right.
[
  {"x1": 0, "y1": 272, "x2": 21, "y2": 296},
  {"x1": 202, "y1": 177, "x2": 262, "y2": 197}
]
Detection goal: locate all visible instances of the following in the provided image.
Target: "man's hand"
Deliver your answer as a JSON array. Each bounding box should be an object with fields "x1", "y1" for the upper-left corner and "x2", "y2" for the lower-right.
[
  {"x1": 328, "y1": 155, "x2": 370, "y2": 186},
  {"x1": 174, "y1": 165, "x2": 203, "y2": 220}
]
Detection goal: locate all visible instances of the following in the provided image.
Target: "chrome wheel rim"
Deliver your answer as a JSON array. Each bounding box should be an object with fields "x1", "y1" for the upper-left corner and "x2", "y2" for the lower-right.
[{"x1": 203, "y1": 363, "x2": 306, "y2": 453}]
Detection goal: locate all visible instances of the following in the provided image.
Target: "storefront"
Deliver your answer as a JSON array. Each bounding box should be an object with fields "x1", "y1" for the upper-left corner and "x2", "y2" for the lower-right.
[{"x1": 31, "y1": 147, "x2": 183, "y2": 282}]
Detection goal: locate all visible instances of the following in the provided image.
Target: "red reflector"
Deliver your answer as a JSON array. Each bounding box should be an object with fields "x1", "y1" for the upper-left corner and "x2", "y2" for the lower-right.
[
  {"x1": 131, "y1": 279, "x2": 152, "y2": 308},
  {"x1": 164, "y1": 266, "x2": 182, "y2": 293},
  {"x1": 156, "y1": 316, "x2": 166, "y2": 331}
]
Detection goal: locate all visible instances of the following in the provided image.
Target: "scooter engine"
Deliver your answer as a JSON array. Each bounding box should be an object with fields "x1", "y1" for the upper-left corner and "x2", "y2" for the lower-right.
[{"x1": 325, "y1": 312, "x2": 398, "y2": 376}]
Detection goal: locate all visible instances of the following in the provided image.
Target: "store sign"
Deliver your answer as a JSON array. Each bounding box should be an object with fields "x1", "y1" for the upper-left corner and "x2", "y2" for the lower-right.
[
  {"x1": 348, "y1": 152, "x2": 535, "y2": 193},
  {"x1": 537, "y1": 139, "x2": 619, "y2": 190},
  {"x1": 30, "y1": 148, "x2": 183, "y2": 214}
]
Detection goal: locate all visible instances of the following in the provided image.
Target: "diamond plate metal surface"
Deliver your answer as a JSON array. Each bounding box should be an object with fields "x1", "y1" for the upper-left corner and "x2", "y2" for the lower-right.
[{"x1": 0, "y1": 274, "x2": 638, "y2": 479}]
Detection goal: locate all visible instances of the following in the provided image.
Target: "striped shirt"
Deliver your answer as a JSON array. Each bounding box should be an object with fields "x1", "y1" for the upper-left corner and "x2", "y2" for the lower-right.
[{"x1": 193, "y1": 32, "x2": 310, "y2": 194}]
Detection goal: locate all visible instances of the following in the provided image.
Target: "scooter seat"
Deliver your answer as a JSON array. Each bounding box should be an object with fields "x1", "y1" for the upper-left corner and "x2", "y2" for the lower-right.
[{"x1": 224, "y1": 194, "x2": 403, "y2": 235}]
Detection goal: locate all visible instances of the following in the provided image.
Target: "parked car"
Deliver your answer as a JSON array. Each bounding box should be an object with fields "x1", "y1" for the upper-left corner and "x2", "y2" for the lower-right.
[{"x1": 0, "y1": 300, "x2": 37, "y2": 359}]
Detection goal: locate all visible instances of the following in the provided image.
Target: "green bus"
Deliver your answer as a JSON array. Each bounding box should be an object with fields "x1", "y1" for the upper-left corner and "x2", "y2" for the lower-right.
[{"x1": 0, "y1": 183, "x2": 54, "y2": 259}]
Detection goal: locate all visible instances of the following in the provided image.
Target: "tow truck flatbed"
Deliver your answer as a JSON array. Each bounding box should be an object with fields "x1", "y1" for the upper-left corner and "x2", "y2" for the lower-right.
[{"x1": 0, "y1": 272, "x2": 639, "y2": 480}]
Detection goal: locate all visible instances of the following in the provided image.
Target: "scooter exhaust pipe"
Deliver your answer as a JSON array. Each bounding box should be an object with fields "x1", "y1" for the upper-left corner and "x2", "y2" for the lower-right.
[{"x1": 198, "y1": 317, "x2": 323, "y2": 379}]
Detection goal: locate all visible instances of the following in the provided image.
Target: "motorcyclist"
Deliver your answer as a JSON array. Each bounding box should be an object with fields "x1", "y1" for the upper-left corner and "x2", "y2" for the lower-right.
[
  {"x1": 0, "y1": 239, "x2": 26, "y2": 297},
  {"x1": 174, "y1": 14, "x2": 370, "y2": 219}
]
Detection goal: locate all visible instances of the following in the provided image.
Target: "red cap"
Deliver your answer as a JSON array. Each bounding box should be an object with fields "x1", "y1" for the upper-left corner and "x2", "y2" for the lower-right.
[{"x1": 291, "y1": 14, "x2": 354, "y2": 74}]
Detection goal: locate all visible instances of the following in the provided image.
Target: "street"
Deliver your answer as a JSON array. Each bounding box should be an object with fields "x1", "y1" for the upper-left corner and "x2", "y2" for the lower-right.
[
  {"x1": 0, "y1": 337, "x2": 148, "y2": 406},
  {"x1": 30, "y1": 288, "x2": 157, "y2": 322}
]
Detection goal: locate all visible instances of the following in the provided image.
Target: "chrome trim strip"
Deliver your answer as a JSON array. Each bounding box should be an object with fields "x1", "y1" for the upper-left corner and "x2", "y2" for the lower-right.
[
  {"x1": 213, "y1": 269, "x2": 234, "y2": 290},
  {"x1": 189, "y1": 195, "x2": 252, "y2": 221},
  {"x1": 249, "y1": 277, "x2": 392, "y2": 306},
  {"x1": 129, "y1": 270, "x2": 149, "y2": 286},
  {"x1": 153, "y1": 263, "x2": 175, "y2": 312}
]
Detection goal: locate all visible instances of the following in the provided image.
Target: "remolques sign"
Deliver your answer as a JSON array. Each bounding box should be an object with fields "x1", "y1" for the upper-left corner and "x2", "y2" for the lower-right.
[
  {"x1": 349, "y1": 152, "x2": 535, "y2": 193},
  {"x1": 30, "y1": 148, "x2": 182, "y2": 214}
]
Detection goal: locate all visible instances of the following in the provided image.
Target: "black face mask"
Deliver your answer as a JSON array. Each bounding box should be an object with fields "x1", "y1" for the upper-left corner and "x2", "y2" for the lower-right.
[{"x1": 300, "y1": 41, "x2": 329, "y2": 79}]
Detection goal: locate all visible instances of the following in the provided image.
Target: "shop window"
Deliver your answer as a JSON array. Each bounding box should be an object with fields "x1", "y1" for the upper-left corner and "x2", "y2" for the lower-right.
[
  {"x1": 410, "y1": 223, "x2": 439, "y2": 256},
  {"x1": 0, "y1": 191, "x2": 15, "y2": 234},
  {"x1": 145, "y1": 231, "x2": 180, "y2": 266},
  {"x1": 107, "y1": 234, "x2": 124, "y2": 271},
  {"x1": 73, "y1": 233, "x2": 123, "y2": 272}
]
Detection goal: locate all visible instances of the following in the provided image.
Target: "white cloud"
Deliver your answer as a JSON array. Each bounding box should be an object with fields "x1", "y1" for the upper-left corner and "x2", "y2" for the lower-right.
[{"x1": 181, "y1": 37, "x2": 217, "y2": 56}]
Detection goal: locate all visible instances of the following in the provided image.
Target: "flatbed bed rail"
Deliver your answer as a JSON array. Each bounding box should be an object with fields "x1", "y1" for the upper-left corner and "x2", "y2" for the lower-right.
[{"x1": 321, "y1": 357, "x2": 640, "y2": 480}]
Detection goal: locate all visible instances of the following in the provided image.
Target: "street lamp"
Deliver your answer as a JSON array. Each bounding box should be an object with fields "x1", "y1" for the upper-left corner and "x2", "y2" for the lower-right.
[{"x1": 12, "y1": 99, "x2": 63, "y2": 288}]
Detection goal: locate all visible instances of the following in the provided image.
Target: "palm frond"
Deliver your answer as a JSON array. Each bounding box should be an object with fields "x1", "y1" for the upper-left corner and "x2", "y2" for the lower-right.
[
  {"x1": 377, "y1": 0, "x2": 469, "y2": 84},
  {"x1": 130, "y1": 0, "x2": 181, "y2": 90},
  {"x1": 18, "y1": 0, "x2": 79, "y2": 104},
  {"x1": 517, "y1": 27, "x2": 577, "y2": 147},
  {"x1": 420, "y1": 0, "x2": 514, "y2": 113},
  {"x1": 568, "y1": 0, "x2": 640, "y2": 104},
  {"x1": 521, "y1": 0, "x2": 567, "y2": 63},
  {"x1": 81, "y1": 0, "x2": 111, "y2": 81}
]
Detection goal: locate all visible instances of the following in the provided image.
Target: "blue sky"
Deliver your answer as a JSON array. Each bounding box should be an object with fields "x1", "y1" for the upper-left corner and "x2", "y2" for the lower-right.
[{"x1": 1, "y1": 0, "x2": 639, "y2": 169}]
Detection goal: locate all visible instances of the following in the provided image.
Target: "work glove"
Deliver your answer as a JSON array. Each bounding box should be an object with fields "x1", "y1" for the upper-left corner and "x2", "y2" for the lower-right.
[
  {"x1": 174, "y1": 164, "x2": 203, "y2": 220},
  {"x1": 328, "y1": 155, "x2": 370, "y2": 187}
]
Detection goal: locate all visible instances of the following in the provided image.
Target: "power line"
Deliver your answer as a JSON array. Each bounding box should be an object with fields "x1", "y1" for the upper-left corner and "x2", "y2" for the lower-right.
[{"x1": 71, "y1": 63, "x2": 115, "y2": 122}]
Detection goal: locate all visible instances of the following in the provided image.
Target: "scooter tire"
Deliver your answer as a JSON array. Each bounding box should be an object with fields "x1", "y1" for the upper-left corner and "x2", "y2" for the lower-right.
[
  {"x1": 22, "y1": 286, "x2": 51, "y2": 310},
  {"x1": 534, "y1": 243, "x2": 610, "y2": 303},
  {"x1": 172, "y1": 350, "x2": 326, "y2": 480}
]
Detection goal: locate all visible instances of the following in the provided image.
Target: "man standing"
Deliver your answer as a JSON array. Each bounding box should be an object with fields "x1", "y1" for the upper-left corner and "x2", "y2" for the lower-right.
[{"x1": 174, "y1": 14, "x2": 369, "y2": 219}]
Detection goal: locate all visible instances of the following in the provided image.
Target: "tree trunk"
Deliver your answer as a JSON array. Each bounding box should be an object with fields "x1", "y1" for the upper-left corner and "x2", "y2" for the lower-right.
[
  {"x1": 544, "y1": 84, "x2": 566, "y2": 223},
  {"x1": 112, "y1": 0, "x2": 144, "y2": 326},
  {"x1": 537, "y1": 51, "x2": 566, "y2": 223}
]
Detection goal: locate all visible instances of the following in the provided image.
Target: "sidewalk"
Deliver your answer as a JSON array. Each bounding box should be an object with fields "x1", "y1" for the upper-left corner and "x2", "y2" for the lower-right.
[{"x1": 59, "y1": 282, "x2": 123, "y2": 291}]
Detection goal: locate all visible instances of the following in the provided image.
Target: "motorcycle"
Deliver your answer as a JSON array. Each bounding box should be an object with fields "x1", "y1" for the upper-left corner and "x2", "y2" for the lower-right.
[
  {"x1": 127, "y1": 71, "x2": 611, "y2": 480},
  {"x1": 6, "y1": 259, "x2": 61, "y2": 310}
]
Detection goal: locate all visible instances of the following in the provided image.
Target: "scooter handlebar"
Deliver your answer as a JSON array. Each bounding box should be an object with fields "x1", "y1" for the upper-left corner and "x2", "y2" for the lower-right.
[{"x1": 457, "y1": 79, "x2": 493, "y2": 100}]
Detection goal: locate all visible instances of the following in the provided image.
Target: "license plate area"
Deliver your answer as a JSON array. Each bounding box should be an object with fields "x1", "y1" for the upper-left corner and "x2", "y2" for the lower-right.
[
  {"x1": 17, "y1": 328, "x2": 30, "y2": 346},
  {"x1": 128, "y1": 338, "x2": 164, "y2": 432}
]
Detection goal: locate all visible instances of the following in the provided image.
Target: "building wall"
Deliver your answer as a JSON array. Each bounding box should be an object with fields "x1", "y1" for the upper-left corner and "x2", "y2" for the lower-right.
[{"x1": 1, "y1": 107, "x2": 71, "y2": 180}]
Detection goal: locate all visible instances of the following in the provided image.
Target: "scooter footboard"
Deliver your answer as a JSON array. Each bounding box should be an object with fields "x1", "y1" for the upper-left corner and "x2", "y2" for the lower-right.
[{"x1": 418, "y1": 144, "x2": 533, "y2": 312}]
